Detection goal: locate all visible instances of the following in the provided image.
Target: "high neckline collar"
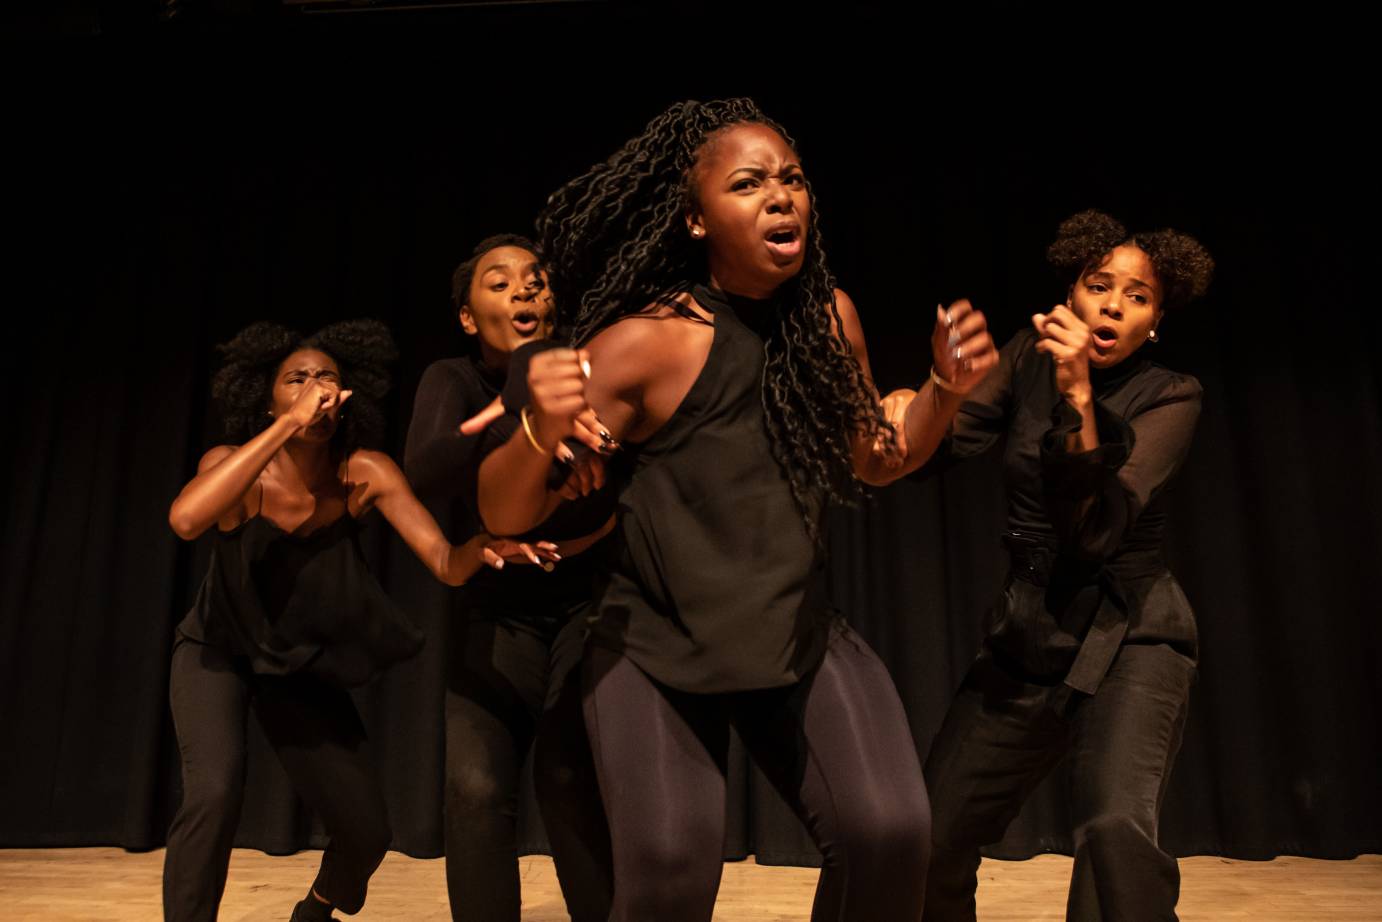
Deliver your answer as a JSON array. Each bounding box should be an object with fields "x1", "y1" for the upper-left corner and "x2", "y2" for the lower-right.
[
  {"x1": 691, "y1": 283, "x2": 775, "y2": 313},
  {"x1": 690, "y1": 283, "x2": 780, "y2": 340},
  {"x1": 470, "y1": 352, "x2": 509, "y2": 391},
  {"x1": 1090, "y1": 353, "x2": 1150, "y2": 392}
]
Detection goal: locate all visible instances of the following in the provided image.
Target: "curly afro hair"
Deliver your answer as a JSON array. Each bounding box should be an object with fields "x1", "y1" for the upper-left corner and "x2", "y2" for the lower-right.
[
  {"x1": 210, "y1": 318, "x2": 398, "y2": 453},
  {"x1": 1046, "y1": 210, "x2": 1214, "y2": 311},
  {"x1": 450, "y1": 233, "x2": 542, "y2": 314}
]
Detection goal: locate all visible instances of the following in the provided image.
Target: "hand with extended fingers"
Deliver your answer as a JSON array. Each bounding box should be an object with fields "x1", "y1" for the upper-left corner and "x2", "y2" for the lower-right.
[
  {"x1": 480, "y1": 537, "x2": 562, "y2": 571},
  {"x1": 931, "y1": 299, "x2": 997, "y2": 394}
]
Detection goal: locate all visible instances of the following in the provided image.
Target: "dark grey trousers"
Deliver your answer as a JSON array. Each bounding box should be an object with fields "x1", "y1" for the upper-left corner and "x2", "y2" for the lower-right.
[{"x1": 923, "y1": 642, "x2": 1194, "y2": 922}]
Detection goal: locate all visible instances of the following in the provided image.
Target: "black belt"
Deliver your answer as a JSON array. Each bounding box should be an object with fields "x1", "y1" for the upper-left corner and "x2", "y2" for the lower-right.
[
  {"x1": 1002, "y1": 532, "x2": 1163, "y2": 696},
  {"x1": 1003, "y1": 532, "x2": 1059, "y2": 586}
]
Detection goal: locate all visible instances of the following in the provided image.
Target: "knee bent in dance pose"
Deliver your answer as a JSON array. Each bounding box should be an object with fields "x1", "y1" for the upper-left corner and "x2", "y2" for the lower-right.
[
  {"x1": 906, "y1": 211, "x2": 1214, "y2": 921},
  {"x1": 404, "y1": 234, "x2": 613, "y2": 922},
  {"x1": 475, "y1": 98, "x2": 1001, "y2": 922},
  {"x1": 164, "y1": 320, "x2": 502, "y2": 922}
]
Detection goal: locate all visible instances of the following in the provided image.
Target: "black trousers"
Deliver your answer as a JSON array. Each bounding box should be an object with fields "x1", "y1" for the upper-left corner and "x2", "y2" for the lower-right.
[
  {"x1": 582, "y1": 624, "x2": 931, "y2": 922},
  {"x1": 923, "y1": 642, "x2": 1195, "y2": 922},
  {"x1": 444, "y1": 617, "x2": 611, "y2": 922},
  {"x1": 163, "y1": 638, "x2": 391, "y2": 921}
]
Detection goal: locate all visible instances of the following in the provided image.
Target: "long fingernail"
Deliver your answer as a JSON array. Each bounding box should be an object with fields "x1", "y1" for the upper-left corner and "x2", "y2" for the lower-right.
[
  {"x1": 580, "y1": 358, "x2": 592, "y2": 378},
  {"x1": 599, "y1": 429, "x2": 614, "y2": 443}
]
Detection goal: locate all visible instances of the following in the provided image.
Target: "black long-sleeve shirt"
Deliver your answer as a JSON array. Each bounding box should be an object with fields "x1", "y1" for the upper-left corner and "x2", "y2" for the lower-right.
[
  {"x1": 403, "y1": 354, "x2": 615, "y2": 631},
  {"x1": 404, "y1": 356, "x2": 509, "y2": 538},
  {"x1": 935, "y1": 329, "x2": 1203, "y2": 690}
]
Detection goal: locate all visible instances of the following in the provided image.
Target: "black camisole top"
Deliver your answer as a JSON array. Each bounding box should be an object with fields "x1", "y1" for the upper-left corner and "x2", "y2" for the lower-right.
[
  {"x1": 588, "y1": 284, "x2": 835, "y2": 693},
  {"x1": 177, "y1": 509, "x2": 424, "y2": 688}
]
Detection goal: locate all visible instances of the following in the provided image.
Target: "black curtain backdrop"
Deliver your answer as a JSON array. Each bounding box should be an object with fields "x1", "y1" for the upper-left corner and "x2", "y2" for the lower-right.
[{"x1": 2, "y1": 10, "x2": 1378, "y2": 869}]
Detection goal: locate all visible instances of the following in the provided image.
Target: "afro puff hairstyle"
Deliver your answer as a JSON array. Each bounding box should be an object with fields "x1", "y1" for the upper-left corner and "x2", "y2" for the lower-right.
[
  {"x1": 210, "y1": 318, "x2": 398, "y2": 454},
  {"x1": 1046, "y1": 210, "x2": 1215, "y2": 311}
]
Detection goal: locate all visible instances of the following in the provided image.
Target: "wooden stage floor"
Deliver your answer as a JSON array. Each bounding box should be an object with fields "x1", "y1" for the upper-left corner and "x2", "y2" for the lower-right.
[{"x1": 2, "y1": 848, "x2": 1380, "y2": 920}]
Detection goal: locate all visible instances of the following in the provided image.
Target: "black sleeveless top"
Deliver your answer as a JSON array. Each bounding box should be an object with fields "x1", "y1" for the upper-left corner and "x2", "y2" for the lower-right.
[
  {"x1": 588, "y1": 284, "x2": 834, "y2": 693},
  {"x1": 177, "y1": 510, "x2": 425, "y2": 688}
]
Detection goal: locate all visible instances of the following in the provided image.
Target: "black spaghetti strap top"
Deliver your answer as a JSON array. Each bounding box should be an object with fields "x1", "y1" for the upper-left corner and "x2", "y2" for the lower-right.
[
  {"x1": 177, "y1": 497, "x2": 424, "y2": 688},
  {"x1": 588, "y1": 284, "x2": 834, "y2": 693}
]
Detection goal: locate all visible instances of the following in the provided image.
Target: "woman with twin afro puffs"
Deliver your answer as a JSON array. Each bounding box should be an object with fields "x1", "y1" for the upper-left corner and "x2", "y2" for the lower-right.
[
  {"x1": 164, "y1": 319, "x2": 510, "y2": 922},
  {"x1": 910, "y1": 211, "x2": 1215, "y2": 920}
]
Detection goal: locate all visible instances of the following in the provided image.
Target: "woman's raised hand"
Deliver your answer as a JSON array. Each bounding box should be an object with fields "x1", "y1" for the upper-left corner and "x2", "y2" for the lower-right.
[
  {"x1": 527, "y1": 348, "x2": 594, "y2": 451},
  {"x1": 285, "y1": 378, "x2": 352, "y2": 430},
  {"x1": 1031, "y1": 305, "x2": 1092, "y2": 402},
  {"x1": 932, "y1": 299, "x2": 996, "y2": 393}
]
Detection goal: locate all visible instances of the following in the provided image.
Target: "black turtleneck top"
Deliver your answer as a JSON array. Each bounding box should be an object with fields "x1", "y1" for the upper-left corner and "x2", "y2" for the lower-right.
[{"x1": 935, "y1": 328, "x2": 1203, "y2": 692}]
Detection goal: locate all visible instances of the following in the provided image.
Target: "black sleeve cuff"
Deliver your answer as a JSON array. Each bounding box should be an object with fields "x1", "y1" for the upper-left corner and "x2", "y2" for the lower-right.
[
  {"x1": 1040, "y1": 397, "x2": 1134, "y2": 475},
  {"x1": 500, "y1": 340, "x2": 564, "y2": 413}
]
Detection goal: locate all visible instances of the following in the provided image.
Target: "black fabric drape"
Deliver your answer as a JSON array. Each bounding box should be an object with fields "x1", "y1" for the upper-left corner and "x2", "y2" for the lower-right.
[{"x1": 3, "y1": 38, "x2": 1378, "y2": 866}]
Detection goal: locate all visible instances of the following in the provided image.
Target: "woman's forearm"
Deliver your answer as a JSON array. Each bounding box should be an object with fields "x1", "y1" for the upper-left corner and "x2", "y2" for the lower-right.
[
  {"x1": 167, "y1": 416, "x2": 300, "y2": 539},
  {"x1": 852, "y1": 380, "x2": 968, "y2": 485},
  {"x1": 1063, "y1": 390, "x2": 1101, "y2": 454},
  {"x1": 477, "y1": 427, "x2": 561, "y2": 536},
  {"x1": 438, "y1": 533, "x2": 493, "y2": 586},
  {"x1": 898, "y1": 379, "x2": 968, "y2": 475}
]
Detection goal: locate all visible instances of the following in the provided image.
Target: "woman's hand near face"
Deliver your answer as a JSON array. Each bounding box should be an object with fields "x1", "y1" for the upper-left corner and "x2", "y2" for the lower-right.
[
  {"x1": 284, "y1": 378, "x2": 352, "y2": 430},
  {"x1": 1032, "y1": 305, "x2": 1092, "y2": 406},
  {"x1": 1033, "y1": 305, "x2": 1100, "y2": 452}
]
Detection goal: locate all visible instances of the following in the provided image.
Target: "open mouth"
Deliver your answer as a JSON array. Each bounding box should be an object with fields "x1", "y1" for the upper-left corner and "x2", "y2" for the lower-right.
[
  {"x1": 1091, "y1": 325, "x2": 1118, "y2": 351},
  {"x1": 764, "y1": 223, "x2": 802, "y2": 260},
  {"x1": 511, "y1": 309, "x2": 543, "y2": 337}
]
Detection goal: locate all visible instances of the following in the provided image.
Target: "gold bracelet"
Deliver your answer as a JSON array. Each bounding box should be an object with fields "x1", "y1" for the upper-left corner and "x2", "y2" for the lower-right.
[
  {"x1": 930, "y1": 365, "x2": 968, "y2": 395},
  {"x1": 520, "y1": 406, "x2": 553, "y2": 457}
]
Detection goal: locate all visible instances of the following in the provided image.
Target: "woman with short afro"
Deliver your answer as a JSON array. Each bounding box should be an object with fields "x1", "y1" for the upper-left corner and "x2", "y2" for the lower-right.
[
  {"x1": 909, "y1": 211, "x2": 1215, "y2": 920},
  {"x1": 404, "y1": 234, "x2": 614, "y2": 922},
  {"x1": 164, "y1": 319, "x2": 532, "y2": 922},
  {"x1": 474, "y1": 98, "x2": 999, "y2": 920}
]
